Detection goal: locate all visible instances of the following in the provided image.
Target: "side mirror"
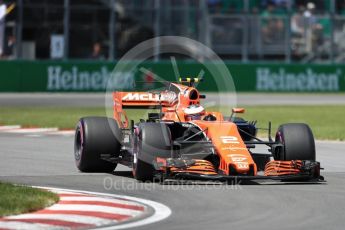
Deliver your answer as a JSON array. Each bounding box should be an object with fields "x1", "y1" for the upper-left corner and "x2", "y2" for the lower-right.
[
  {"x1": 232, "y1": 108, "x2": 245, "y2": 114},
  {"x1": 230, "y1": 108, "x2": 245, "y2": 121}
]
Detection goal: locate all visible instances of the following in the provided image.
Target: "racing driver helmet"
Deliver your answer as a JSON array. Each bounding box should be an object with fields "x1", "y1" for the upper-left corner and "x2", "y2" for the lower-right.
[{"x1": 184, "y1": 104, "x2": 205, "y2": 120}]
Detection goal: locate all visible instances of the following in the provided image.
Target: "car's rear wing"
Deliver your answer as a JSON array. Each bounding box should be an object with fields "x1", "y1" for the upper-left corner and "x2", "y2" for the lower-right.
[
  {"x1": 113, "y1": 91, "x2": 178, "y2": 109},
  {"x1": 112, "y1": 91, "x2": 178, "y2": 128}
]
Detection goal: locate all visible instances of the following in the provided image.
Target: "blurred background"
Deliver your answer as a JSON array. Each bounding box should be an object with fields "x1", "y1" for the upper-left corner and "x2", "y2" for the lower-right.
[
  {"x1": 1, "y1": 0, "x2": 345, "y2": 95},
  {"x1": 1, "y1": 0, "x2": 345, "y2": 63},
  {"x1": 0, "y1": 0, "x2": 345, "y2": 141}
]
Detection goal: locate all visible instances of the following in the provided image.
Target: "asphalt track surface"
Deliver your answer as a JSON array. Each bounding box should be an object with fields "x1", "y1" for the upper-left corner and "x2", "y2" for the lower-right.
[
  {"x1": 1, "y1": 93, "x2": 345, "y2": 106},
  {"x1": 1, "y1": 132, "x2": 345, "y2": 230}
]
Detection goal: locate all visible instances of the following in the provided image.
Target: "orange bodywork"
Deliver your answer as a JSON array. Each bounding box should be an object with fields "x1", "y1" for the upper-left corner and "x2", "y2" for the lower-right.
[
  {"x1": 113, "y1": 83, "x2": 200, "y2": 126},
  {"x1": 113, "y1": 83, "x2": 302, "y2": 177},
  {"x1": 191, "y1": 120, "x2": 257, "y2": 175},
  {"x1": 264, "y1": 160, "x2": 303, "y2": 176},
  {"x1": 170, "y1": 159, "x2": 218, "y2": 175}
]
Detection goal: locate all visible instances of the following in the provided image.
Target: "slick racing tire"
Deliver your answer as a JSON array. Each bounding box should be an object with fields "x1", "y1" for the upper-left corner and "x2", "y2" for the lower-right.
[
  {"x1": 275, "y1": 123, "x2": 315, "y2": 161},
  {"x1": 74, "y1": 117, "x2": 122, "y2": 172},
  {"x1": 133, "y1": 123, "x2": 172, "y2": 182}
]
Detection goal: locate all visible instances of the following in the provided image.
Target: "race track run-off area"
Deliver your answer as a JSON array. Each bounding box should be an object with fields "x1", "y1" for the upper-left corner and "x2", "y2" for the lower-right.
[
  {"x1": 0, "y1": 131, "x2": 345, "y2": 229},
  {"x1": 0, "y1": 187, "x2": 169, "y2": 230}
]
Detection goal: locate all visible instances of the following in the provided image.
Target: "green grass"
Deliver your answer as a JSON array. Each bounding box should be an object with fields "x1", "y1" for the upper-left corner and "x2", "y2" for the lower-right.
[
  {"x1": 0, "y1": 105, "x2": 344, "y2": 140},
  {"x1": 0, "y1": 182, "x2": 59, "y2": 217},
  {"x1": 0, "y1": 107, "x2": 107, "y2": 129},
  {"x1": 239, "y1": 105, "x2": 345, "y2": 141}
]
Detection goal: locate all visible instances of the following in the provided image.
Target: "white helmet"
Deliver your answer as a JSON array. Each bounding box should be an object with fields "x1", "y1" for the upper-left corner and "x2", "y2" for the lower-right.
[{"x1": 184, "y1": 105, "x2": 205, "y2": 120}]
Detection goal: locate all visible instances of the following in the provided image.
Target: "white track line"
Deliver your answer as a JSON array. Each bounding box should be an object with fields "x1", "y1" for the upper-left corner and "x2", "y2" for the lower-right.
[
  {"x1": 6, "y1": 128, "x2": 59, "y2": 133},
  {"x1": 47, "y1": 204, "x2": 142, "y2": 216},
  {"x1": 0, "y1": 125, "x2": 75, "y2": 136},
  {"x1": 0, "y1": 125, "x2": 21, "y2": 130},
  {"x1": 37, "y1": 187, "x2": 172, "y2": 230},
  {"x1": 59, "y1": 196, "x2": 145, "y2": 206},
  {"x1": 46, "y1": 130, "x2": 75, "y2": 136}
]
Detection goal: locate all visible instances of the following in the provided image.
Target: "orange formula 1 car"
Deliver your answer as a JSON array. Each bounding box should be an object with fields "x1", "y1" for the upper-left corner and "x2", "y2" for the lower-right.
[{"x1": 74, "y1": 78, "x2": 323, "y2": 182}]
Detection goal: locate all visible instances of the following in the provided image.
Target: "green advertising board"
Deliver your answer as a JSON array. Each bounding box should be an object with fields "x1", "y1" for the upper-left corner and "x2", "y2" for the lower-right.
[{"x1": 0, "y1": 60, "x2": 345, "y2": 92}]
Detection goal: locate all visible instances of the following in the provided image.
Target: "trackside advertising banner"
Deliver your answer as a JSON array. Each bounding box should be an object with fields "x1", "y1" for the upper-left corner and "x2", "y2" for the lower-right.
[{"x1": 0, "y1": 61, "x2": 345, "y2": 92}]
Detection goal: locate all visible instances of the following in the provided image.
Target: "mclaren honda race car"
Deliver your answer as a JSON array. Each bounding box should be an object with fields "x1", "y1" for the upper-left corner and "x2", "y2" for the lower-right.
[{"x1": 74, "y1": 78, "x2": 323, "y2": 182}]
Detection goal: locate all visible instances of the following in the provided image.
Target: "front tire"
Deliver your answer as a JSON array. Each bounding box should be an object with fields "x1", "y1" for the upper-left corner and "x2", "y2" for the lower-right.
[
  {"x1": 74, "y1": 117, "x2": 122, "y2": 172},
  {"x1": 275, "y1": 123, "x2": 315, "y2": 161},
  {"x1": 133, "y1": 123, "x2": 172, "y2": 181}
]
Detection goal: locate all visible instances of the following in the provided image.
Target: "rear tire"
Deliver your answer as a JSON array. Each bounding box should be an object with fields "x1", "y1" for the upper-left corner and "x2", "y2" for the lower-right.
[
  {"x1": 275, "y1": 123, "x2": 315, "y2": 161},
  {"x1": 74, "y1": 117, "x2": 122, "y2": 172},
  {"x1": 133, "y1": 123, "x2": 172, "y2": 181}
]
